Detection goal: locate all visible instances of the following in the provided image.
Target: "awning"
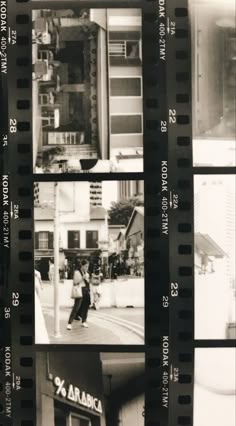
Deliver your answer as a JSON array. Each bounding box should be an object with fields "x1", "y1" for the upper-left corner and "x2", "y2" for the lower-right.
[
  {"x1": 90, "y1": 9, "x2": 107, "y2": 30},
  {"x1": 64, "y1": 249, "x2": 101, "y2": 257},
  {"x1": 195, "y1": 233, "x2": 227, "y2": 258}
]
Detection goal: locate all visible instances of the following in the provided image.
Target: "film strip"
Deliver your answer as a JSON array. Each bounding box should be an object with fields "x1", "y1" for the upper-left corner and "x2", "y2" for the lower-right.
[{"x1": 0, "y1": 1, "x2": 235, "y2": 426}]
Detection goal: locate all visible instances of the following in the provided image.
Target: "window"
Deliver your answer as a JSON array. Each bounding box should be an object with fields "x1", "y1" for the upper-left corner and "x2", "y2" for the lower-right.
[
  {"x1": 70, "y1": 414, "x2": 91, "y2": 426},
  {"x1": 35, "y1": 232, "x2": 53, "y2": 250},
  {"x1": 110, "y1": 78, "x2": 141, "y2": 97},
  {"x1": 86, "y1": 231, "x2": 98, "y2": 249},
  {"x1": 111, "y1": 115, "x2": 142, "y2": 134},
  {"x1": 54, "y1": 402, "x2": 91, "y2": 426},
  {"x1": 126, "y1": 40, "x2": 140, "y2": 59},
  {"x1": 68, "y1": 231, "x2": 80, "y2": 249}
]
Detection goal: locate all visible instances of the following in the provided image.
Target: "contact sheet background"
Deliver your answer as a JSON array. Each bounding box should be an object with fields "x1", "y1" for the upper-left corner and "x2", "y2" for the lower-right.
[{"x1": 0, "y1": 1, "x2": 235, "y2": 426}]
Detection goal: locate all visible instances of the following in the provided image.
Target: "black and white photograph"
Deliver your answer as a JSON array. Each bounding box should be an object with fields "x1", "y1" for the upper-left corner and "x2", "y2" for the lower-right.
[
  {"x1": 190, "y1": 0, "x2": 236, "y2": 166},
  {"x1": 36, "y1": 351, "x2": 145, "y2": 426},
  {"x1": 194, "y1": 348, "x2": 236, "y2": 426},
  {"x1": 34, "y1": 180, "x2": 144, "y2": 344},
  {"x1": 32, "y1": 7, "x2": 143, "y2": 173},
  {"x1": 194, "y1": 175, "x2": 236, "y2": 339}
]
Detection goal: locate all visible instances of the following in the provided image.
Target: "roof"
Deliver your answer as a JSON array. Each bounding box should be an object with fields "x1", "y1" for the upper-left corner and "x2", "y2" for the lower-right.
[
  {"x1": 116, "y1": 229, "x2": 126, "y2": 241},
  {"x1": 34, "y1": 206, "x2": 54, "y2": 221},
  {"x1": 125, "y1": 206, "x2": 144, "y2": 238},
  {"x1": 195, "y1": 232, "x2": 227, "y2": 258},
  {"x1": 90, "y1": 206, "x2": 106, "y2": 220},
  {"x1": 135, "y1": 206, "x2": 144, "y2": 216},
  {"x1": 108, "y1": 224, "x2": 126, "y2": 229}
]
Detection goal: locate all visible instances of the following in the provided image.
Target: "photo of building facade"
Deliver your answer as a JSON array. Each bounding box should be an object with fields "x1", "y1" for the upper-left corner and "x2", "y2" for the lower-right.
[
  {"x1": 34, "y1": 180, "x2": 144, "y2": 344},
  {"x1": 32, "y1": 7, "x2": 143, "y2": 173},
  {"x1": 194, "y1": 175, "x2": 236, "y2": 339},
  {"x1": 36, "y1": 351, "x2": 144, "y2": 426},
  {"x1": 190, "y1": 0, "x2": 236, "y2": 166}
]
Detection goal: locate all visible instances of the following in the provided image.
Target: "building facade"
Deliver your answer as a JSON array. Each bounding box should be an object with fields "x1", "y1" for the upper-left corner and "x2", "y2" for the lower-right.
[
  {"x1": 108, "y1": 225, "x2": 126, "y2": 254},
  {"x1": 125, "y1": 206, "x2": 144, "y2": 276},
  {"x1": 36, "y1": 352, "x2": 145, "y2": 426},
  {"x1": 118, "y1": 180, "x2": 144, "y2": 200},
  {"x1": 36, "y1": 352, "x2": 105, "y2": 426},
  {"x1": 107, "y1": 9, "x2": 143, "y2": 165},
  {"x1": 191, "y1": 0, "x2": 236, "y2": 166},
  {"x1": 34, "y1": 182, "x2": 108, "y2": 279},
  {"x1": 33, "y1": 8, "x2": 143, "y2": 171},
  {"x1": 194, "y1": 176, "x2": 236, "y2": 339},
  {"x1": 194, "y1": 177, "x2": 235, "y2": 285}
]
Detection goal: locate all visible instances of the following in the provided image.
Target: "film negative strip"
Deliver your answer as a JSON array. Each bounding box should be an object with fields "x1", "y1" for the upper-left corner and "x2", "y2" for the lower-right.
[{"x1": 0, "y1": 1, "x2": 236, "y2": 426}]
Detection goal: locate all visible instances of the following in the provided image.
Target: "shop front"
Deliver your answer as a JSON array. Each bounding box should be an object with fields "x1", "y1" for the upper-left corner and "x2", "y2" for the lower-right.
[{"x1": 36, "y1": 352, "x2": 105, "y2": 426}]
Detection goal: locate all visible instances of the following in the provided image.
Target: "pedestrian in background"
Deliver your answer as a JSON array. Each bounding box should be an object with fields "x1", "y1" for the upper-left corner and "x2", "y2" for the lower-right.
[
  {"x1": 91, "y1": 267, "x2": 103, "y2": 310},
  {"x1": 48, "y1": 258, "x2": 54, "y2": 282}
]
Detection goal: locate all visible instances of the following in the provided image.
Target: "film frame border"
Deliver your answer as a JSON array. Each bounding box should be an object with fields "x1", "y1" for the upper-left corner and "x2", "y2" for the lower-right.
[
  {"x1": 1, "y1": 1, "x2": 163, "y2": 425},
  {"x1": 0, "y1": 0, "x2": 213, "y2": 426}
]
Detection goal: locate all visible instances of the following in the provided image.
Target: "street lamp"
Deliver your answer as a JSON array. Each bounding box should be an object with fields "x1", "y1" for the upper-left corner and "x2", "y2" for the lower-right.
[
  {"x1": 53, "y1": 182, "x2": 61, "y2": 337},
  {"x1": 99, "y1": 212, "x2": 109, "y2": 277}
]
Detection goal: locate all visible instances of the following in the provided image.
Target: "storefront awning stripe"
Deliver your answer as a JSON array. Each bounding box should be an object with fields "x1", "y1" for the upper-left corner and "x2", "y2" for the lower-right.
[{"x1": 195, "y1": 233, "x2": 227, "y2": 257}]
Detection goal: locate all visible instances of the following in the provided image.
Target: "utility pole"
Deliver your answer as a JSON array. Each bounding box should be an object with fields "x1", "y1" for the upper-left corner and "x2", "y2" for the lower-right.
[{"x1": 54, "y1": 182, "x2": 61, "y2": 337}]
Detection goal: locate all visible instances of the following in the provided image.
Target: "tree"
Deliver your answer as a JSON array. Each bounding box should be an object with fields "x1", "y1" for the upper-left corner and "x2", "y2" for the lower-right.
[{"x1": 108, "y1": 197, "x2": 143, "y2": 226}]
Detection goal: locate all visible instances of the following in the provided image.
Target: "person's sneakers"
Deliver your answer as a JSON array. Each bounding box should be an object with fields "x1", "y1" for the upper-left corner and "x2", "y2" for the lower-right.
[
  {"x1": 67, "y1": 324, "x2": 72, "y2": 330},
  {"x1": 81, "y1": 322, "x2": 89, "y2": 328}
]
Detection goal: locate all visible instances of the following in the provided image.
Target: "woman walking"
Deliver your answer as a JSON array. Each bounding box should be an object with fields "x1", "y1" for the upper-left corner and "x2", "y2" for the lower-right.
[{"x1": 67, "y1": 259, "x2": 90, "y2": 330}]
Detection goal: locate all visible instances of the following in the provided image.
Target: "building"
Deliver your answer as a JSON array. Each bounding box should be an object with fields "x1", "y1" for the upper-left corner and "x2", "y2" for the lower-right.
[
  {"x1": 125, "y1": 206, "x2": 144, "y2": 252},
  {"x1": 191, "y1": 0, "x2": 236, "y2": 166},
  {"x1": 125, "y1": 206, "x2": 144, "y2": 276},
  {"x1": 101, "y1": 353, "x2": 144, "y2": 426},
  {"x1": 32, "y1": 8, "x2": 143, "y2": 172},
  {"x1": 106, "y1": 9, "x2": 143, "y2": 167},
  {"x1": 191, "y1": 0, "x2": 235, "y2": 139},
  {"x1": 118, "y1": 180, "x2": 144, "y2": 201},
  {"x1": 194, "y1": 176, "x2": 236, "y2": 339},
  {"x1": 34, "y1": 182, "x2": 108, "y2": 279},
  {"x1": 194, "y1": 232, "x2": 226, "y2": 274},
  {"x1": 194, "y1": 177, "x2": 235, "y2": 284},
  {"x1": 108, "y1": 224, "x2": 126, "y2": 254},
  {"x1": 36, "y1": 351, "x2": 145, "y2": 426},
  {"x1": 90, "y1": 182, "x2": 102, "y2": 206},
  {"x1": 36, "y1": 351, "x2": 105, "y2": 426}
]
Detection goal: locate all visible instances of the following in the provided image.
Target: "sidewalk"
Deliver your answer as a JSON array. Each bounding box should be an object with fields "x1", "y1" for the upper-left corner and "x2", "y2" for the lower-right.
[{"x1": 40, "y1": 306, "x2": 144, "y2": 345}]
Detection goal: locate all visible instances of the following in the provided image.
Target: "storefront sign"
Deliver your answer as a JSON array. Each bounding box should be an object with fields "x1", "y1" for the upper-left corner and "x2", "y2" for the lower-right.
[{"x1": 53, "y1": 376, "x2": 103, "y2": 415}]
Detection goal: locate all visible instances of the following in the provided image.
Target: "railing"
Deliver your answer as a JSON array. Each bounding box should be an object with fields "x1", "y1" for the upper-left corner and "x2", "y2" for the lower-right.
[{"x1": 108, "y1": 40, "x2": 126, "y2": 57}]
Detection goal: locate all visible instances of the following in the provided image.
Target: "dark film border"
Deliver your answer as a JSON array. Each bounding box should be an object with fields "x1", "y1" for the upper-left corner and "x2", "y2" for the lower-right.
[
  {"x1": 167, "y1": 2, "x2": 193, "y2": 426},
  {"x1": 0, "y1": 1, "x2": 204, "y2": 426}
]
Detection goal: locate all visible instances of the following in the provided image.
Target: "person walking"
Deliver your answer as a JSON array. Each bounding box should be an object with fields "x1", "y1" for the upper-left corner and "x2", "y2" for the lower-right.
[
  {"x1": 75, "y1": 260, "x2": 91, "y2": 326},
  {"x1": 67, "y1": 259, "x2": 90, "y2": 330}
]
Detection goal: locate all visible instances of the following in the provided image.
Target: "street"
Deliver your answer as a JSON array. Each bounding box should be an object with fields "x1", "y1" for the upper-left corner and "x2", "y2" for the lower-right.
[
  {"x1": 41, "y1": 306, "x2": 144, "y2": 344},
  {"x1": 37, "y1": 278, "x2": 144, "y2": 344}
]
